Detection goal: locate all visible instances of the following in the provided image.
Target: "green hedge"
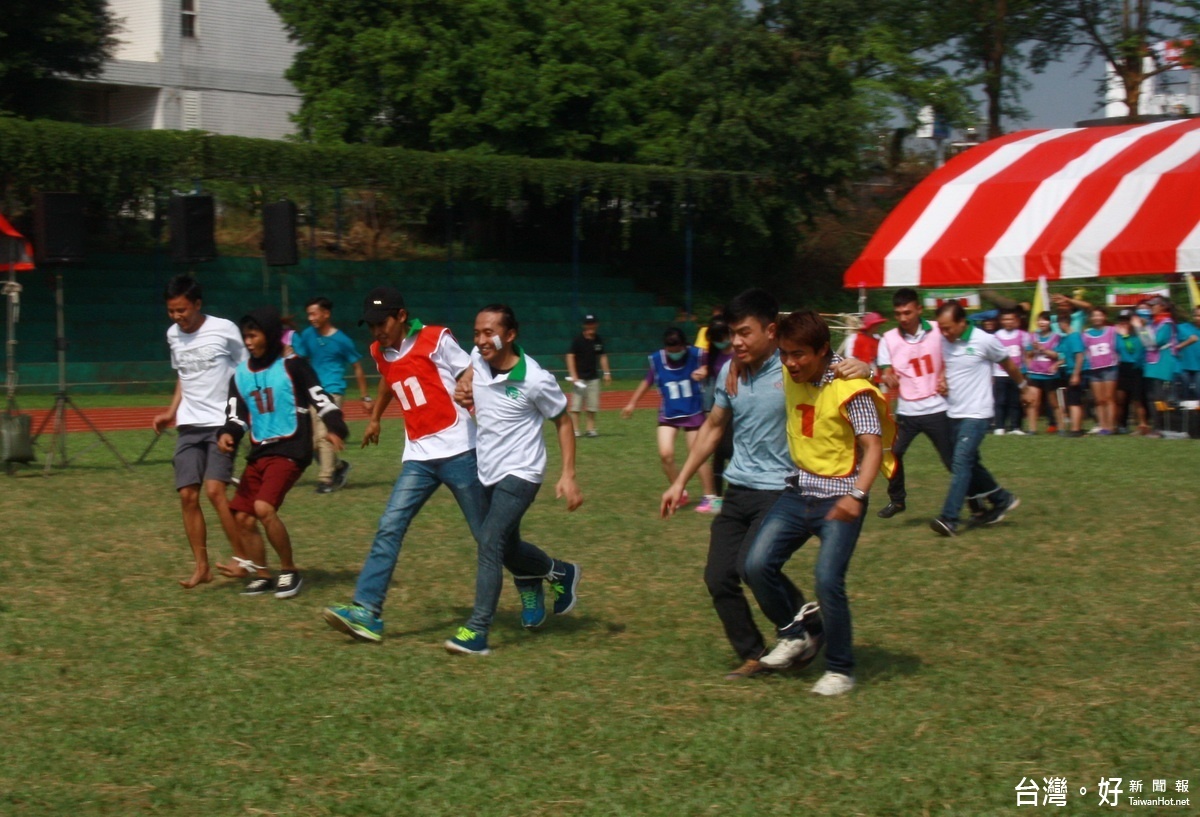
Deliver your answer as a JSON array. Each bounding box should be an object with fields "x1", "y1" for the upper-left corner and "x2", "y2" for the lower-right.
[{"x1": 0, "y1": 118, "x2": 755, "y2": 212}]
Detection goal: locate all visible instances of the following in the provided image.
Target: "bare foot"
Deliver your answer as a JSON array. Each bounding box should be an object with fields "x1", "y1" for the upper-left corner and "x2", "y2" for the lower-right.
[
  {"x1": 179, "y1": 567, "x2": 213, "y2": 589},
  {"x1": 215, "y1": 560, "x2": 250, "y2": 578}
]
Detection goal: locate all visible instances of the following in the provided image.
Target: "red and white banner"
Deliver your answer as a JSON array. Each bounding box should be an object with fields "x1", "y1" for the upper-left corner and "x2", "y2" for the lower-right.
[{"x1": 844, "y1": 120, "x2": 1200, "y2": 289}]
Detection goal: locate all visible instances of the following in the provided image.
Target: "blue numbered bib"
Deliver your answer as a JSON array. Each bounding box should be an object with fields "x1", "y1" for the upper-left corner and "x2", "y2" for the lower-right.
[
  {"x1": 234, "y1": 358, "x2": 298, "y2": 442},
  {"x1": 651, "y1": 348, "x2": 704, "y2": 419}
]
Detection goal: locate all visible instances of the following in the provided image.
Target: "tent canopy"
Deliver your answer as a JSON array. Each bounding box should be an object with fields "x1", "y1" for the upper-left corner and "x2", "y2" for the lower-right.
[
  {"x1": 844, "y1": 119, "x2": 1200, "y2": 289},
  {"x1": 0, "y1": 214, "x2": 34, "y2": 273}
]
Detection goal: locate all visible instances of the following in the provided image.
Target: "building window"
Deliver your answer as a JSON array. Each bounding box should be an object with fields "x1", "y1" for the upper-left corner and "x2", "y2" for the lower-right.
[
  {"x1": 181, "y1": 0, "x2": 197, "y2": 38},
  {"x1": 182, "y1": 91, "x2": 201, "y2": 130}
]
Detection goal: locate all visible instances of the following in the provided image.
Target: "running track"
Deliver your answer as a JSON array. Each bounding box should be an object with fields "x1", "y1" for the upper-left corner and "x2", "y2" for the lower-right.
[{"x1": 21, "y1": 389, "x2": 660, "y2": 434}]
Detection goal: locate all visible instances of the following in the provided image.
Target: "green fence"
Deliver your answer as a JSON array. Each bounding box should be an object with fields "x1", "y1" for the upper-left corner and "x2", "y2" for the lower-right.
[{"x1": 6, "y1": 255, "x2": 693, "y2": 393}]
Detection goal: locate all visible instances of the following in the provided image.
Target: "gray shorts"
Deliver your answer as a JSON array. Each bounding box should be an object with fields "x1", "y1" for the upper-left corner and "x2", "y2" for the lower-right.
[
  {"x1": 569, "y1": 379, "x2": 601, "y2": 413},
  {"x1": 173, "y1": 425, "x2": 235, "y2": 490}
]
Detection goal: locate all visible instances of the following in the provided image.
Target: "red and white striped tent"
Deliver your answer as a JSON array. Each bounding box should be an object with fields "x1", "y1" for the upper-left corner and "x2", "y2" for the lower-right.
[
  {"x1": 844, "y1": 119, "x2": 1200, "y2": 289},
  {"x1": 0, "y1": 213, "x2": 34, "y2": 273}
]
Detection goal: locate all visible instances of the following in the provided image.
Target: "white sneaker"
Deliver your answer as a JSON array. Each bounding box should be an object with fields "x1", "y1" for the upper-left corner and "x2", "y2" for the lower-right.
[
  {"x1": 993, "y1": 428, "x2": 1005, "y2": 436},
  {"x1": 1087, "y1": 426, "x2": 1104, "y2": 435},
  {"x1": 1008, "y1": 429, "x2": 1026, "y2": 436},
  {"x1": 811, "y1": 671, "x2": 856, "y2": 696},
  {"x1": 759, "y1": 634, "x2": 813, "y2": 669}
]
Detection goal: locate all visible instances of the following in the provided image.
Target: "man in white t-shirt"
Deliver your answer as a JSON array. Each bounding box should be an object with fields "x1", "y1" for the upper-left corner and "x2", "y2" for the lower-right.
[
  {"x1": 152, "y1": 275, "x2": 249, "y2": 588},
  {"x1": 931, "y1": 301, "x2": 1031, "y2": 537},
  {"x1": 445, "y1": 304, "x2": 583, "y2": 656}
]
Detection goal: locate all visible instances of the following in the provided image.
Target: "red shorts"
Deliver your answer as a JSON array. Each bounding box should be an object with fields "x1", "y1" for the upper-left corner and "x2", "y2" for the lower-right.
[{"x1": 230, "y1": 456, "x2": 304, "y2": 514}]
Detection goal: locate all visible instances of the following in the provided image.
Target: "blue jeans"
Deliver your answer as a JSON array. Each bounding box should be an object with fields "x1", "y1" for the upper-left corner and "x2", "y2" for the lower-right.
[
  {"x1": 353, "y1": 451, "x2": 488, "y2": 616},
  {"x1": 463, "y1": 476, "x2": 557, "y2": 636},
  {"x1": 743, "y1": 491, "x2": 865, "y2": 676},
  {"x1": 1176, "y1": 370, "x2": 1200, "y2": 401},
  {"x1": 940, "y1": 418, "x2": 1011, "y2": 523}
]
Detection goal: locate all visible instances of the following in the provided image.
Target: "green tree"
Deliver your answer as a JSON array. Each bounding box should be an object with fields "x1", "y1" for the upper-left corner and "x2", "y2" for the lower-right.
[
  {"x1": 0, "y1": 0, "x2": 117, "y2": 116},
  {"x1": 936, "y1": 0, "x2": 1075, "y2": 138},
  {"x1": 271, "y1": 0, "x2": 676, "y2": 160},
  {"x1": 757, "y1": 0, "x2": 976, "y2": 143}
]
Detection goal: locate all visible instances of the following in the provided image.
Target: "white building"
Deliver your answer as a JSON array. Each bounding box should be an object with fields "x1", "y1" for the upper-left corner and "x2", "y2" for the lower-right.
[
  {"x1": 1104, "y1": 41, "x2": 1200, "y2": 119},
  {"x1": 70, "y1": 0, "x2": 301, "y2": 139}
]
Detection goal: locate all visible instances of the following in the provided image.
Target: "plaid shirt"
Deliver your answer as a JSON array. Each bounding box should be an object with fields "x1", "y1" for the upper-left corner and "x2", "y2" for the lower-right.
[{"x1": 787, "y1": 355, "x2": 882, "y2": 499}]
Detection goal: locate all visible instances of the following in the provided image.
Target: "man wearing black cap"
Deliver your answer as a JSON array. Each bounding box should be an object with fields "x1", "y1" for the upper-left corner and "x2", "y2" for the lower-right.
[
  {"x1": 566, "y1": 314, "x2": 611, "y2": 437},
  {"x1": 325, "y1": 287, "x2": 572, "y2": 644}
]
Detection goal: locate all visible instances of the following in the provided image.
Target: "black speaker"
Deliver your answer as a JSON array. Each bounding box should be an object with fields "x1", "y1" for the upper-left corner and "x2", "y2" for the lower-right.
[
  {"x1": 170, "y1": 195, "x2": 217, "y2": 263},
  {"x1": 263, "y1": 200, "x2": 299, "y2": 266},
  {"x1": 34, "y1": 192, "x2": 87, "y2": 264}
]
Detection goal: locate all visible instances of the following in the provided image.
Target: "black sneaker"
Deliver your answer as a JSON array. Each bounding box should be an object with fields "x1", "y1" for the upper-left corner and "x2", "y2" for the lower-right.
[
  {"x1": 315, "y1": 482, "x2": 335, "y2": 494},
  {"x1": 332, "y1": 461, "x2": 353, "y2": 490},
  {"x1": 275, "y1": 570, "x2": 303, "y2": 599},
  {"x1": 876, "y1": 501, "x2": 906, "y2": 519},
  {"x1": 242, "y1": 576, "x2": 275, "y2": 595},
  {"x1": 929, "y1": 517, "x2": 958, "y2": 537},
  {"x1": 981, "y1": 495, "x2": 1020, "y2": 525}
]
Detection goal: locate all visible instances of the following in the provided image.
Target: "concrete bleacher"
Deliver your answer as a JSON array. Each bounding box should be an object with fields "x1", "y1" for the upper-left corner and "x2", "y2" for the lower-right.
[{"x1": 6, "y1": 254, "x2": 685, "y2": 393}]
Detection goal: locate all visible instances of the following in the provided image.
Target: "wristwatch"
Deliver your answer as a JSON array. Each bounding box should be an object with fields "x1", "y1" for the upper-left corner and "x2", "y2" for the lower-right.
[{"x1": 848, "y1": 487, "x2": 868, "y2": 502}]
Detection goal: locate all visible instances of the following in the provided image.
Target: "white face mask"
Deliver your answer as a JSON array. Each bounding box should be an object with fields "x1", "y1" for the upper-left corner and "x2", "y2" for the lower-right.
[{"x1": 491, "y1": 334, "x2": 504, "y2": 351}]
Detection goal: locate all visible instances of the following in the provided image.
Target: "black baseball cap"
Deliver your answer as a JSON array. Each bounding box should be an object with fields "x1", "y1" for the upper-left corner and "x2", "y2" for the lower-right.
[
  {"x1": 1117, "y1": 308, "x2": 1134, "y2": 320},
  {"x1": 583, "y1": 314, "x2": 598, "y2": 324},
  {"x1": 359, "y1": 286, "x2": 405, "y2": 325}
]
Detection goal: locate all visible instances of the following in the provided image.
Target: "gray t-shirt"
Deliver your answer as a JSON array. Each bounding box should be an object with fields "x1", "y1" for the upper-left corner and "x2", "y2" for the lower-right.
[{"x1": 713, "y1": 351, "x2": 794, "y2": 491}]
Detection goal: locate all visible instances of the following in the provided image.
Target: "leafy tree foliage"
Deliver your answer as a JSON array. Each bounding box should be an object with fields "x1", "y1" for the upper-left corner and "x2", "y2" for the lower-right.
[
  {"x1": 934, "y1": 0, "x2": 1075, "y2": 137},
  {"x1": 1059, "y1": 0, "x2": 1200, "y2": 117},
  {"x1": 0, "y1": 0, "x2": 117, "y2": 116}
]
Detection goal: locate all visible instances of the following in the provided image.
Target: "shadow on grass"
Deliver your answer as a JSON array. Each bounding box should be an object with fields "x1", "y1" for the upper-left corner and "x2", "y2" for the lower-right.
[{"x1": 853, "y1": 644, "x2": 923, "y2": 684}]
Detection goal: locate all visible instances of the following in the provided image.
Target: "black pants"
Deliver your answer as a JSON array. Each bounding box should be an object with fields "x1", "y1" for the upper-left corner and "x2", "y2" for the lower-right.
[
  {"x1": 887, "y1": 410, "x2": 956, "y2": 504},
  {"x1": 704, "y1": 485, "x2": 791, "y2": 661},
  {"x1": 711, "y1": 423, "x2": 734, "y2": 497},
  {"x1": 993, "y1": 376, "x2": 1022, "y2": 432}
]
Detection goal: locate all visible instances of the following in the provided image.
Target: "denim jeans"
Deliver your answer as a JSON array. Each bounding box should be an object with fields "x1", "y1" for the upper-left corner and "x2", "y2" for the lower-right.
[
  {"x1": 353, "y1": 450, "x2": 488, "y2": 616},
  {"x1": 940, "y1": 417, "x2": 1011, "y2": 523},
  {"x1": 463, "y1": 476, "x2": 556, "y2": 636},
  {"x1": 1176, "y1": 370, "x2": 1200, "y2": 401},
  {"x1": 743, "y1": 491, "x2": 865, "y2": 676}
]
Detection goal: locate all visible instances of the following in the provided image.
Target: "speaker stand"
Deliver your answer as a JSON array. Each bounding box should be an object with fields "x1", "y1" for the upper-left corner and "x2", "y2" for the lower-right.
[{"x1": 30, "y1": 270, "x2": 131, "y2": 473}]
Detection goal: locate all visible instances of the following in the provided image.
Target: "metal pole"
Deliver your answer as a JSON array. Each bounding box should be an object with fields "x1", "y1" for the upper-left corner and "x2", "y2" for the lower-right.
[
  {"x1": 684, "y1": 197, "x2": 694, "y2": 322},
  {"x1": 571, "y1": 187, "x2": 581, "y2": 319},
  {"x1": 52, "y1": 271, "x2": 68, "y2": 466}
]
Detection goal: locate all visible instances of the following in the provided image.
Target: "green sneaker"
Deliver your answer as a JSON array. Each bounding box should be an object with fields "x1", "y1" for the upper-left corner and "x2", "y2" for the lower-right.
[
  {"x1": 516, "y1": 579, "x2": 546, "y2": 629},
  {"x1": 323, "y1": 603, "x2": 383, "y2": 643},
  {"x1": 445, "y1": 626, "x2": 490, "y2": 655}
]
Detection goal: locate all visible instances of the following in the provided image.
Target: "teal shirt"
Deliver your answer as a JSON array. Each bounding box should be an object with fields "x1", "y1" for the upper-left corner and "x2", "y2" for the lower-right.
[
  {"x1": 1058, "y1": 332, "x2": 1087, "y2": 373},
  {"x1": 293, "y1": 326, "x2": 362, "y2": 396},
  {"x1": 713, "y1": 352, "x2": 793, "y2": 491},
  {"x1": 1114, "y1": 331, "x2": 1146, "y2": 368},
  {"x1": 1143, "y1": 320, "x2": 1177, "y2": 381},
  {"x1": 1177, "y1": 323, "x2": 1200, "y2": 372}
]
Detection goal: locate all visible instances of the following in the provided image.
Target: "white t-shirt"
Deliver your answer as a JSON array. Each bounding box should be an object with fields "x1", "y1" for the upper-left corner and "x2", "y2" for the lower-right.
[
  {"x1": 167, "y1": 315, "x2": 247, "y2": 427},
  {"x1": 471, "y1": 347, "x2": 567, "y2": 487},
  {"x1": 942, "y1": 327, "x2": 1010, "y2": 419},
  {"x1": 380, "y1": 328, "x2": 476, "y2": 462},
  {"x1": 877, "y1": 323, "x2": 948, "y2": 417}
]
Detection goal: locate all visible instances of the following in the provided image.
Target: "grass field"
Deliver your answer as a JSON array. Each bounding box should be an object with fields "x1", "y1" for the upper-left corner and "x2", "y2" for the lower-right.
[{"x1": 1, "y1": 412, "x2": 1196, "y2": 816}]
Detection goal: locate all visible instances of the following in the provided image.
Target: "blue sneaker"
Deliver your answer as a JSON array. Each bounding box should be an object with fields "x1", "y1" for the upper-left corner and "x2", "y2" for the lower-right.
[
  {"x1": 445, "y1": 626, "x2": 490, "y2": 655},
  {"x1": 516, "y1": 579, "x2": 546, "y2": 629},
  {"x1": 323, "y1": 603, "x2": 383, "y2": 643},
  {"x1": 549, "y1": 562, "x2": 581, "y2": 615}
]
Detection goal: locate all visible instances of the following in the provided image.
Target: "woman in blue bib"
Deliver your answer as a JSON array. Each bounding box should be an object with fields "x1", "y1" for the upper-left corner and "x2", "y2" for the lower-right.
[{"x1": 622, "y1": 327, "x2": 717, "y2": 509}]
